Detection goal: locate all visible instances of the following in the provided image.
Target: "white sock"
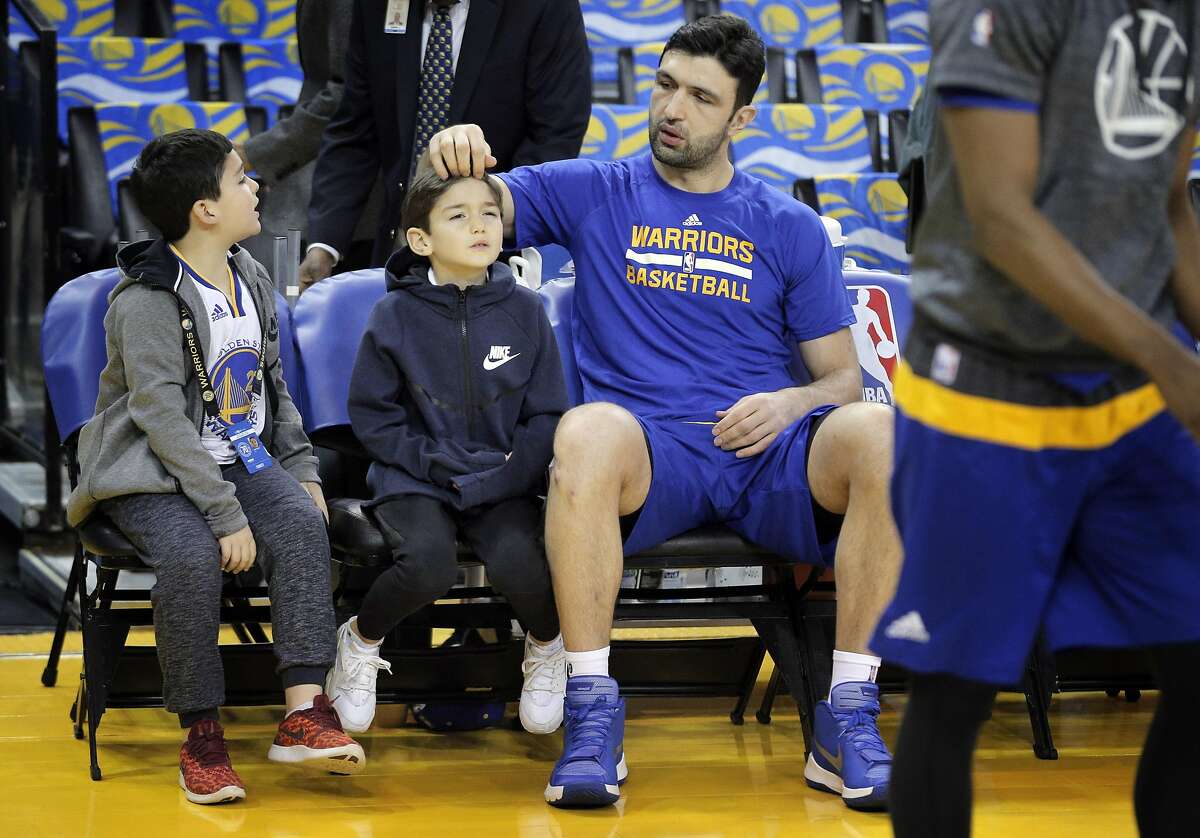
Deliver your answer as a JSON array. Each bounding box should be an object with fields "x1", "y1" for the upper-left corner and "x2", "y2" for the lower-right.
[
  {"x1": 830, "y1": 649, "x2": 881, "y2": 696},
  {"x1": 286, "y1": 700, "x2": 314, "y2": 718},
  {"x1": 564, "y1": 646, "x2": 610, "y2": 678},
  {"x1": 349, "y1": 617, "x2": 382, "y2": 651},
  {"x1": 527, "y1": 633, "x2": 564, "y2": 656}
]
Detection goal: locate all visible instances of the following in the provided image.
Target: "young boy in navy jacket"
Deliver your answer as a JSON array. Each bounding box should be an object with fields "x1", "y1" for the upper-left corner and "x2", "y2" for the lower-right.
[{"x1": 327, "y1": 168, "x2": 568, "y2": 734}]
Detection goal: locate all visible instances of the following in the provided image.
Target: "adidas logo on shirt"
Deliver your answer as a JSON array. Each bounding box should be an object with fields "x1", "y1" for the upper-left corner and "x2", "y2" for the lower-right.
[
  {"x1": 211, "y1": 302, "x2": 228, "y2": 322},
  {"x1": 681, "y1": 213, "x2": 703, "y2": 227},
  {"x1": 883, "y1": 611, "x2": 930, "y2": 643}
]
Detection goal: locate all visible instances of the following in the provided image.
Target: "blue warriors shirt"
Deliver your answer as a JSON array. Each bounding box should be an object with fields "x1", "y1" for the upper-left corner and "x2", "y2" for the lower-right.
[{"x1": 500, "y1": 155, "x2": 853, "y2": 422}]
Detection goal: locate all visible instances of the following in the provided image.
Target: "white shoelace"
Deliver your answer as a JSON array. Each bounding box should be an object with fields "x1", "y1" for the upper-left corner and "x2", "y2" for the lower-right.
[
  {"x1": 522, "y1": 649, "x2": 566, "y2": 697},
  {"x1": 343, "y1": 653, "x2": 392, "y2": 697}
]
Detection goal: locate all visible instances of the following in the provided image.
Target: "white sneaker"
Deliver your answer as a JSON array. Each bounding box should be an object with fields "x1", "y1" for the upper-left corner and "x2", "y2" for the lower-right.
[
  {"x1": 324, "y1": 619, "x2": 392, "y2": 733},
  {"x1": 519, "y1": 633, "x2": 566, "y2": 734}
]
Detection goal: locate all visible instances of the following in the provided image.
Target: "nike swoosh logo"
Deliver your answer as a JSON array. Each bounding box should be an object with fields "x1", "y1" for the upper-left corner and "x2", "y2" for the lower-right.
[
  {"x1": 482, "y1": 353, "x2": 519, "y2": 371},
  {"x1": 815, "y1": 740, "x2": 842, "y2": 771}
]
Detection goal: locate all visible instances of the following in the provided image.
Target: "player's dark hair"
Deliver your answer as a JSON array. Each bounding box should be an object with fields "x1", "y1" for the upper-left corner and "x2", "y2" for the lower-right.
[
  {"x1": 129, "y1": 128, "x2": 232, "y2": 242},
  {"x1": 401, "y1": 164, "x2": 504, "y2": 234},
  {"x1": 662, "y1": 14, "x2": 766, "y2": 110}
]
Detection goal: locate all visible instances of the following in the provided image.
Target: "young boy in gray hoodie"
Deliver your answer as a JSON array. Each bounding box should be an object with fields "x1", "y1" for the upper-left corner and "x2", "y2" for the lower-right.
[{"x1": 65, "y1": 129, "x2": 363, "y2": 805}]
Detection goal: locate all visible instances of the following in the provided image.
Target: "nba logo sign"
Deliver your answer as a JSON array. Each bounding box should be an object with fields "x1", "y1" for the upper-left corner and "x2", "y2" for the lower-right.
[{"x1": 848, "y1": 285, "x2": 899, "y2": 404}]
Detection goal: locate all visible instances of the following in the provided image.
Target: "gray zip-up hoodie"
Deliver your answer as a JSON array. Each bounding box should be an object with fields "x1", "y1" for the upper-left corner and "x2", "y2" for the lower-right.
[{"x1": 65, "y1": 239, "x2": 320, "y2": 537}]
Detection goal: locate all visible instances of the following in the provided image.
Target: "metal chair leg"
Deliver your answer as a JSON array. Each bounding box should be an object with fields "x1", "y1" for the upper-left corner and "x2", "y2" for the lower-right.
[
  {"x1": 730, "y1": 640, "x2": 767, "y2": 725},
  {"x1": 756, "y1": 665, "x2": 782, "y2": 725},
  {"x1": 43, "y1": 541, "x2": 86, "y2": 687}
]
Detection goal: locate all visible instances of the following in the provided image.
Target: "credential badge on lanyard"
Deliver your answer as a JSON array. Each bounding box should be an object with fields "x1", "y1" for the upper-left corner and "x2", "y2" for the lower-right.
[{"x1": 384, "y1": 0, "x2": 410, "y2": 33}]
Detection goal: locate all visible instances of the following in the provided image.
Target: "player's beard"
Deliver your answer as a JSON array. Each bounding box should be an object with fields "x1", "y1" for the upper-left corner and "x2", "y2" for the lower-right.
[{"x1": 648, "y1": 117, "x2": 728, "y2": 171}]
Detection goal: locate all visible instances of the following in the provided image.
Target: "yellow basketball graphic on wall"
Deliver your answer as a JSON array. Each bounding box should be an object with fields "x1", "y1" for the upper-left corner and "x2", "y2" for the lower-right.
[
  {"x1": 150, "y1": 104, "x2": 197, "y2": 136},
  {"x1": 90, "y1": 38, "x2": 135, "y2": 69},
  {"x1": 218, "y1": 0, "x2": 260, "y2": 36}
]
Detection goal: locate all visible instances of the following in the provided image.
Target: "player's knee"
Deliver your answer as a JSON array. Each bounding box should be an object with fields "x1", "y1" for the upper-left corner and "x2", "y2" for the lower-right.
[
  {"x1": 551, "y1": 402, "x2": 640, "y2": 491},
  {"x1": 841, "y1": 402, "x2": 894, "y2": 488}
]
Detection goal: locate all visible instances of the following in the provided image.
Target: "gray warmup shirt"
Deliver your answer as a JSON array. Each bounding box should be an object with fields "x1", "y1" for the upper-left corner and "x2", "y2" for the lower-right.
[{"x1": 913, "y1": 0, "x2": 1200, "y2": 370}]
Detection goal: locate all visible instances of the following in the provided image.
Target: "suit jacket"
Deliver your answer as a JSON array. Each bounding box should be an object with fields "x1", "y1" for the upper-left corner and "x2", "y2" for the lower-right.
[{"x1": 308, "y1": 0, "x2": 592, "y2": 264}]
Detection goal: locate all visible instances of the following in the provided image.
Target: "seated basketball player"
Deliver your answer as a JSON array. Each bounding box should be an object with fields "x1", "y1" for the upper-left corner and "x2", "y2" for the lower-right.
[{"x1": 425, "y1": 14, "x2": 901, "y2": 811}]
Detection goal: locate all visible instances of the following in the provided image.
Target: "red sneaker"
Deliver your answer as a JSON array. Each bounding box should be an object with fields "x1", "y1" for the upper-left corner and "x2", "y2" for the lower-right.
[
  {"x1": 178, "y1": 720, "x2": 246, "y2": 805},
  {"x1": 267, "y1": 694, "x2": 366, "y2": 774}
]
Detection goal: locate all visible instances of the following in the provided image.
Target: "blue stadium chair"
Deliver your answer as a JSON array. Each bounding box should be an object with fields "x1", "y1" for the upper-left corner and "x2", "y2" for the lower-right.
[
  {"x1": 581, "y1": 103, "x2": 651, "y2": 160},
  {"x1": 217, "y1": 37, "x2": 302, "y2": 119},
  {"x1": 173, "y1": 0, "x2": 298, "y2": 96},
  {"x1": 12, "y1": 0, "x2": 117, "y2": 40},
  {"x1": 796, "y1": 44, "x2": 929, "y2": 113},
  {"x1": 882, "y1": 0, "x2": 928, "y2": 45},
  {"x1": 732, "y1": 104, "x2": 880, "y2": 190},
  {"x1": 581, "y1": 0, "x2": 686, "y2": 48},
  {"x1": 41, "y1": 266, "x2": 297, "y2": 779},
  {"x1": 52, "y1": 36, "x2": 207, "y2": 139},
  {"x1": 65, "y1": 100, "x2": 265, "y2": 272},
  {"x1": 720, "y1": 0, "x2": 845, "y2": 49},
  {"x1": 7, "y1": 5, "x2": 36, "y2": 49},
  {"x1": 632, "y1": 39, "x2": 776, "y2": 103},
  {"x1": 798, "y1": 173, "x2": 910, "y2": 273},
  {"x1": 591, "y1": 45, "x2": 625, "y2": 103}
]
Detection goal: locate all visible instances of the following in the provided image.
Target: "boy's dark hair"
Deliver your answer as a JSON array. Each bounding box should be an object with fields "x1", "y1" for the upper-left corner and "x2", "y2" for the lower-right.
[
  {"x1": 129, "y1": 128, "x2": 233, "y2": 242},
  {"x1": 401, "y1": 165, "x2": 505, "y2": 234},
  {"x1": 661, "y1": 14, "x2": 766, "y2": 111}
]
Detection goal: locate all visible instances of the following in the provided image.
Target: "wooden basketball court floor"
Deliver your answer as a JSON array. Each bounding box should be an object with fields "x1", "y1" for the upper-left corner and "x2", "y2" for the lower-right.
[{"x1": 0, "y1": 628, "x2": 1151, "y2": 837}]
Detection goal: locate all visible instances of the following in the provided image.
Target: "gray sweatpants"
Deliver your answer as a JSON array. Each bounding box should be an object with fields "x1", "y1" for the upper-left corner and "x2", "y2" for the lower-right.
[{"x1": 104, "y1": 462, "x2": 335, "y2": 715}]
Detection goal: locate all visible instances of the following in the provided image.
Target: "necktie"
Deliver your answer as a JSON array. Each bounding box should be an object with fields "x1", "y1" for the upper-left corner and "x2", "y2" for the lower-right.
[{"x1": 413, "y1": 0, "x2": 458, "y2": 162}]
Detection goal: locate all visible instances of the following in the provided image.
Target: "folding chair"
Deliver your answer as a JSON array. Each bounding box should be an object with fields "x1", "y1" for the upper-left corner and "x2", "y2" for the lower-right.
[
  {"x1": 40, "y1": 267, "x2": 299, "y2": 779},
  {"x1": 733, "y1": 103, "x2": 881, "y2": 190}
]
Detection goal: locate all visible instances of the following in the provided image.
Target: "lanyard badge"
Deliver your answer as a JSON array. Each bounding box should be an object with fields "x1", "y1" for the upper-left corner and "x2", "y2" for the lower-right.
[
  {"x1": 384, "y1": 0, "x2": 410, "y2": 33},
  {"x1": 179, "y1": 303, "x2": 274, "y2": 473}
]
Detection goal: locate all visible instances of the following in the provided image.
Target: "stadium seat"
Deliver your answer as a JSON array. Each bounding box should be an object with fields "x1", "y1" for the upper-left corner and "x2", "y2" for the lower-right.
[
  {"x1": 882, "y1": 0, "x2": 928, "y2": 45},
  {"x1": 65, "y1": 101, "x2": 266, "y2": 272},
  {"x1": 218, "y1": 37, "x2": 302, "y2": 118},
  {"x1": 732, "y1": 104, "x2": 880, "y2": 190},
  {"x1": 797, "y1": 173, "x2": 910, "y2": 273},
  {"x1": 49, "y1": 36, "x2": 208, "y2": 139},
  {"x1": 7, "y1": 0, "x2": 168, "y2": 41},
  {"x1": 40, "y1": 266, "x2": 298, "y2": 779},
  {"x1": 172, "y1": 0, "x2": 297, "y2": 40},
  {"x1": 581, "y1": 103, "x2": 652, "y2": 160},
  {"x1": 719, "y1": 0, "x2": 848, "y2": 49},
  {"x1": 591, "y1": 45, "x2": 627, "y2": 103},
  {"x1": 795, "y1": 43, "x2": 929, "y2": 114},
  {"x1": 581, "y1": 0, "x2": 687, "y2": 48}
]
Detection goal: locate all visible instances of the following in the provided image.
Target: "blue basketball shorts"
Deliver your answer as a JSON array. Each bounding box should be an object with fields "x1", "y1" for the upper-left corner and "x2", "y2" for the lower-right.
[
  {"x1": 621, "y1": 405, "x2": 842, "y2": 563},
  {"x1": 871, "y1": 328, "x2": 1200, "y2": 685}
]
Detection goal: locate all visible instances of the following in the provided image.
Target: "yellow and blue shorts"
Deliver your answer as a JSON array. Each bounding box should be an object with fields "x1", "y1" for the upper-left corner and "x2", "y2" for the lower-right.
[{"x1": 871, "y1": 326, "x2": 1200, "y2": 686}]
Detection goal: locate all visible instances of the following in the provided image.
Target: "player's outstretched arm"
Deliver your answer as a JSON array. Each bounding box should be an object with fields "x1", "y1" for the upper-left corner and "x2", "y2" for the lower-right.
[
  {"x1": 713, "y1": 328, "x2": 862, "y2": 458},
  {"x1": 943, "y1": 106, "x2": 1200, "y2": 440},
  {"x1": 426, "y1": 124, "x2": 515, "y2": 240}
]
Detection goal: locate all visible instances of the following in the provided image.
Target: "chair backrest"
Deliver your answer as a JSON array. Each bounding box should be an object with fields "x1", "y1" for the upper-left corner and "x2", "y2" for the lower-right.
[
  {"x1": 219, "y1": 37, "x2": 301, "y2": 117},
  {"x1": 732, "y1": 104, "x2": 877, "y2": 189},
  {"x1": 538, "y1": 277, "x2": 585, "y2": 407},
  {"x1": 631, "y1": 40, "x2": 770, "y2": 104},
  {"x1": 55, "y1": 37, "x2": 206, "y2": 138},
  {"x1": 810, "y1": 173, "x2": 910, "y2": 273},
  {"x1": 13, "y1": 0, "x2": 117, "y2": 39},
  {"x1": 801, "y1": 44, "x2": 929, "y2": 113},
  {"x1": 720, "y1": 0, "x2": 845, "y2": 50},
  {"x1": 581, "y1": 104, "x2": 651, "y2": 160},
  {"x1": 172, "y1": 0, "x2": 297, "y2": 41},
  {"x1": 843, "y1": 270, "x2": 912, "y2": 406},
  {"x1": 293, "y1": 269, "x2": 388, "y2": 434},
  {"x1": 581, "y1": 0, "x2": 685, "y2": 48},
  {"x1": 43, "y1": 267, "x2": 300, "y2": 444},
  {"x1": 883, "y1": 0, "x2": 929, "y2": 45}
]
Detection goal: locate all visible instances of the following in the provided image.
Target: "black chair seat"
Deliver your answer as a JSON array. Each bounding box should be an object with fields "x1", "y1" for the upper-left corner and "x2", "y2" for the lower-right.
[
  {"x1": 328, "y1": 497, "x2": 788, "y2": 569},
  {"x1": 78, "y1": 512, "x2": 146, "y2": 567}
]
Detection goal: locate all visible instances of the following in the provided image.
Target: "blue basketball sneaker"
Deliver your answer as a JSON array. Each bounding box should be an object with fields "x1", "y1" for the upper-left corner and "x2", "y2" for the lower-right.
[
  {"x1": 544, "y1": 675, "x2": 628, "y2": 807},
  {"x1": 804, "y1": 681, "x2": 891, "y2": 811}
]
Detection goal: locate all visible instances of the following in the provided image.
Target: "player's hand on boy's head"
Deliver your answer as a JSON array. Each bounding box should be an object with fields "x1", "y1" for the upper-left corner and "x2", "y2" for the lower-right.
[
  {"x1": 298, "y1": 248, "x2": 335, "y2": 294},
  {"x1": 1152, "y1": 348, "x2": 1200, "y2": 444},
  {"x1": 427, "y1": 124, "x2": 496, "y2": 179},
  {"x1": 713, "y1": 392, "x2": 797, "y2": 458},
  {"x1": 302, "y1": 481, "x2": 329, "y2": 524},
  {"x1": 219, "y1": 525, "x2": 257, "y2": 574}
]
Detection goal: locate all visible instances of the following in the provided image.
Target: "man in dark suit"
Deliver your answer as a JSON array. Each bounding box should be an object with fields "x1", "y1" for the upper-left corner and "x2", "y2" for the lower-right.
[
  {"x1": 298, "y1": 0, "x2": 592, "y2": 291},
  {"x1": 236, "y1": 0, "x2": 377, "y2": 268}
]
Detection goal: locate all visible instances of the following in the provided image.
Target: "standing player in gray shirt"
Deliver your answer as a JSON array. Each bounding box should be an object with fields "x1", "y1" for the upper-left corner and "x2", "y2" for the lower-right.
[{"x1": 868, "y1": 1, "x2": 1200, "y2": 835}]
